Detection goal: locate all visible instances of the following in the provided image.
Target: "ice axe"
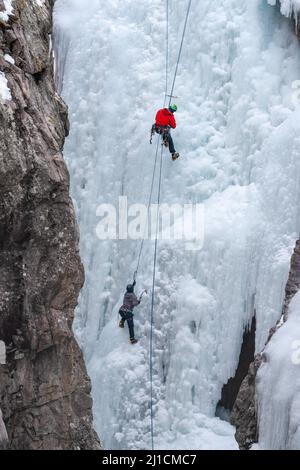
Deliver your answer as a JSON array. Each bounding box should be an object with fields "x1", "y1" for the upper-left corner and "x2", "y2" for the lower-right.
[{"x1": 139, "y1": 290, "x2": 148, "y2": 302}]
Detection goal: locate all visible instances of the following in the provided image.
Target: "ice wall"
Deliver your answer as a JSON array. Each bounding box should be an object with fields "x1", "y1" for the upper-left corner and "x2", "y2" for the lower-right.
[{"x1": 268, "y1": 0, "x2": 300, "y2": 18}]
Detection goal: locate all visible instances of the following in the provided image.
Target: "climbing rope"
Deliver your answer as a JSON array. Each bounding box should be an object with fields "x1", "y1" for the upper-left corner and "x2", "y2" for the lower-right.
[
  {"x1": 131, "y1": 0, "x2": 193, "y2": 451},
  {"x1": 148, "y1": 0, "x2": 170, "y2": 450},
  {"x1": 133, "y1": 0, "x2": 170, "y2": 283},
  {"x1": 149, "y1": 0, "x2": 193, "y2": 450},
  {"x1": 168, "y1": 0, "x2": 193, "y2": 107},
  {"x1": 149, "y1": 144, "x2": 164, "y2": 451},
  {"x1": 165, "y1": 0, "x2": 169, "y2": 107},
  {"x1": 133, "y1": 138, "x2": 160, "y2": 282},
  {"x1": 134, "y1": 0, "x2": 192, "y2": 283}
]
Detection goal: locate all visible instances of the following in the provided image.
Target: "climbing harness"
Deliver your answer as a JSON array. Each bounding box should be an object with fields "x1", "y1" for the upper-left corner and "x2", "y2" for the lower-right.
[{"x1": 150, "y1": 125, "x2": 171, "y2": 148}]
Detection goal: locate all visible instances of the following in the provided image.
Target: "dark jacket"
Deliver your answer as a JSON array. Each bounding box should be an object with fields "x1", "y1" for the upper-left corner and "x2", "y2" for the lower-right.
[{"x1": 121, "y1": 292, "x2": 140, "y2": 313}]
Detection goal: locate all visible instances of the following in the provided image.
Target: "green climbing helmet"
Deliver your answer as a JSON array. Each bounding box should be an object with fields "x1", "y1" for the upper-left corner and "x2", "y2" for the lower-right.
[{"x1": 169, "y1": 104, "x2": 178, "y2": 113}]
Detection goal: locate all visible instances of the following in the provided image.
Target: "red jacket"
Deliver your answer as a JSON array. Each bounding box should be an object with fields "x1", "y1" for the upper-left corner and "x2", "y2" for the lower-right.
[{"x1": 155, "y1": 108, "x2": 176, "y2": 129}]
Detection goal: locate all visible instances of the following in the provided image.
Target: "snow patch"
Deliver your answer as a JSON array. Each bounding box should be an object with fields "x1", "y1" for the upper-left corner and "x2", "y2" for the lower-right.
[
  {"x1": 0, "y1": 0, "x2": 14, "y2": 22},
  {"x1": 4, "y1": 54, "x2": 14, "y2": 65},
  {"x1": 0, "y1": 71, "x2": 11, "y2": 102}
]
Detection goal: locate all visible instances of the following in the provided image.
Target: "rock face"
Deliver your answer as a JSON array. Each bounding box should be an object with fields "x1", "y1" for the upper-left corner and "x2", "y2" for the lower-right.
[
  {"x1": 0, "y1": 407, "x2": 8, "y2": 449},
  {"x1": 218, "y1": 316, "x2": 256, "y2": 414},
  {"x1": 282, "y1": 240, "x2": 300, "y2": 318},
  {"x1": 232, "y1": 240, "x2": 300, "y2": 449},
  {"x1": 230, "y1": 355, "x2": 262, "y2": 449},
  {"x1": 0, "y1": 0, "x2": 100, "y2": 449}
]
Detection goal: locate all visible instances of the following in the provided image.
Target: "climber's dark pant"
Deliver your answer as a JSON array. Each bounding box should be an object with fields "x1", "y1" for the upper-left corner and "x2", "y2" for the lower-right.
[
  {"x1": 119, "y1": 310, "x2": 135, "y2": 340},
  {"x1": 155, "y1": 127, "x2": 176, "y2": 154},
  {"x1": 165, "y1": 133, "x2": 175, "y2": 154}
]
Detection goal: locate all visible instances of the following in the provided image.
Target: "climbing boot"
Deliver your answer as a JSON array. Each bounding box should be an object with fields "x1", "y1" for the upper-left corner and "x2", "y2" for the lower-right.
[
  {"x1": 130, "y1": 338, "x2": 138, "y2": 345},
  {"x1": 172, "y1": 152, "x2": 180, "y2": 161},
  {"x1": 119, "y1": 319, "x2": 125, "y2": 328}
]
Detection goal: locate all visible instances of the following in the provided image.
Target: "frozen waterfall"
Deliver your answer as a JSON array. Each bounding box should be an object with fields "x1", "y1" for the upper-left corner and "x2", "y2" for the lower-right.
[{"x1": 54, "y1": 0, "x2": 300, "y2": 450}]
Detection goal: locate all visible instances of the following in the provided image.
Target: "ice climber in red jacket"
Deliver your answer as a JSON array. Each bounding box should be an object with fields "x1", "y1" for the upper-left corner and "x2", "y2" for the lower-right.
[{"x1": 151, "y1": 104, "x2": 180, "y2": 161}]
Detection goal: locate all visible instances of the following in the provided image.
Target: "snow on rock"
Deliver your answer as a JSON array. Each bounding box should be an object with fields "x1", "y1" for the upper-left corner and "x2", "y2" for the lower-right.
[
  {"x1": 4, "y1": 54, "x2": 15, "y2": 65},
  {"x1": 0, "y1": 0, "x2": 13, "y2": 22},
  {"x1": 54, "y1": 0, "x2": 300, "y2": 449},
  {"x1": 35, "y1": 0, "x2": 46, "y2": 8},
  {"x1": 0, "y1": 408, "x2": 8, "y2": 450},
  {"x1": 0, "y1": 71, "x2": 11, "y2": 102},
  {"x1": 257, "y1": 290, "x2": 300, "y2": 449}
]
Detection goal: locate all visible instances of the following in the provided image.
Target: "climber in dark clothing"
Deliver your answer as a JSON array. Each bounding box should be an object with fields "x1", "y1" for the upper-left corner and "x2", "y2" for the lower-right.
[{"x1": 119, "y1": 281, "x2": 141, "y2": 344}]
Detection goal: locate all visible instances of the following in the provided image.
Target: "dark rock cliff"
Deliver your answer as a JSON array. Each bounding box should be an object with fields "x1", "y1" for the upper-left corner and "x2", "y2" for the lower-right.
[{"x1": 0, "y1": 0, "x2": 100, "y2": 449}]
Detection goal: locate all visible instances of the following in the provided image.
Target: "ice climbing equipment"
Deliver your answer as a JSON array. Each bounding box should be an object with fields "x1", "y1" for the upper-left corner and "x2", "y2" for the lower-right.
[
  {"x1": 130, "y1": 338, "x2": 138, "y2": 345},
  {"x1": 139, "y1": 290, "x2": 148, "y2": 302},
  {"x1": 150, "y1": 125, "x2": 170, "y2": 146},
  {"x1": 150, "y1": 124, "x2": 156, "y2": 144}
]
